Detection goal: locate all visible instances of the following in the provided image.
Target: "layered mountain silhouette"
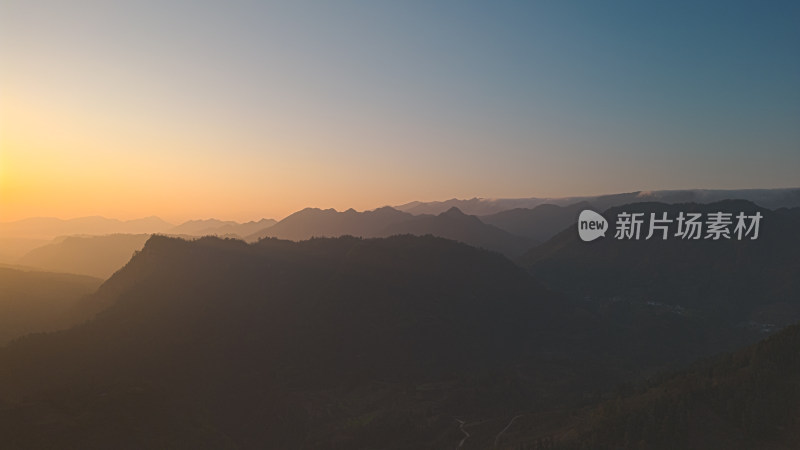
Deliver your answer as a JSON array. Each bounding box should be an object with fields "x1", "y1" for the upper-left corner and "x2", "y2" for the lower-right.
[
  {"x1": 2, "y1": 195, "x2": 798, "y2": 448},
  {"x1": 481, "y1": 201, "x2": 592, "y2": 242},
  {"x1": 168, "y1": 218, "x2": 239, "y2": 235},
  {"x1": 384, "y1": 207, "x2": 537, "y2": 257},
  {"x1": 0, "y1": 266, "x2": 102, "y2": 345},
  {"x1": 19, "y1": 234, "x2": 152, "y2": 279},
  {"x1": 395, "y1": 188, "x2": 800, "y2": 216},
  {"x1": 9, "y1": 219, "x2": 278, "y2": 278},
  {"x1": 0, "y1": 237, "x2": 49, "y2": 264},
  {"x1": 247, "y1": 206, "x2": 535, "y2": 257},
  {"x1": 169, "y1": 218, "x2": 276, "y2": 238},
  {"x1": 247, "y1": 206, "x2": 413, "y2": 241}
]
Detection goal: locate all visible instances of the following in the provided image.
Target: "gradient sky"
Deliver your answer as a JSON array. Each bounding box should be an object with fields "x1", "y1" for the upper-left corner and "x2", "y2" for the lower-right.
[{"x1": 2, "y1": 1, "x2": 798, "y2": 222}]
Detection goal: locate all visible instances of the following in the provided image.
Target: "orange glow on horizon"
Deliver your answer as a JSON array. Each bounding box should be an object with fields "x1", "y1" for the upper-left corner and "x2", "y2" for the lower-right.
[{"x1": 0, "y1": 92, "x2": 544, "y2": 223}]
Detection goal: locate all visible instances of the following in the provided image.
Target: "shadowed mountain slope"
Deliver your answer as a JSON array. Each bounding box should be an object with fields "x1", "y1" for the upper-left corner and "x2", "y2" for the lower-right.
[
  {"x1": 384, "y1": 207, "x2": 537, "y2": 257},
  {"x1": 481, "y1": 202, "x2": 591, "y2": 243},
  {"x1": 0, "y1": 235, "x2": 619, "y2": 449},
  {"x1": 523, "y1": 200, "x2": 800, "y2": 326},
  {"x1": 499, "y1": 321, "x2": 800, "y2": 450},
  {"x1": 247, "y1": 206, "x2": 534, "y2": 257},
  {"x1": 1, "y1": 232, "x2": 793, "y2": 448},
  {"x1": 0, "y1": 267, "x2": 102, "y2": 345}
]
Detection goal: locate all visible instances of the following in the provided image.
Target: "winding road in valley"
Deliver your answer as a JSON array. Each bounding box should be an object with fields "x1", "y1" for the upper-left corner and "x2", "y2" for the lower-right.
[
  {"x1": 455, "y1": 419, "x2": 470, "y2": 448},
  {"x1": 494, "y1": 414, "x2": 523, "y2": 448}
]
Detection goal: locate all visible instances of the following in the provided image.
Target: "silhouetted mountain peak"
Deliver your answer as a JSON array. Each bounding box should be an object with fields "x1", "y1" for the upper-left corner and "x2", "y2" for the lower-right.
[
  {"x1": 284, "y1": 207, "x2": 338, "y2": 220},
  {"x1": 436, "y1": 207, "x2": 487, "y2": 228},
  {"x1": 372, "y1": 206, "x2": 400, "y2": 213},
  {"x1": 441, "y1": 206, "x2": 466, "y2": 217},
  {"x1": 134, "y1": 234, "x2": 187, "y2": 258}
]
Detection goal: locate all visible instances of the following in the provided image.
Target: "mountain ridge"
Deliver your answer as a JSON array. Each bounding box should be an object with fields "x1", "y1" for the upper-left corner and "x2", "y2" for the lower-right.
[
  {"x1": 246, "y1": 206, "x2": 535, "y2": 257},
  {"x1": 395, "y1": 188, "x2": 800, "y2": 216}
]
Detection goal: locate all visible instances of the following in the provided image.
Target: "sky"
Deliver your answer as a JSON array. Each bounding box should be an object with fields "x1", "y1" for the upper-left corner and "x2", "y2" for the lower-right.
[{"x1": 1, "y1": 1, "x2": 798, "y2": 222}]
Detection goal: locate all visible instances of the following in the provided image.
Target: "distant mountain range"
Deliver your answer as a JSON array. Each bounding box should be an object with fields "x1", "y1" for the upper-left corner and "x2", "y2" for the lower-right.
[
  {"x1": 168, "y1": 218, "x2": 277, "y2": 238},
  {"x1": 3, "y1": 188, "x2": 796, "y2": 248},
  {"x1": 0, "y1": 237, "x2": 50, "y2": 263},
  {"x1": 481, "y1": 201, "x2": 592, "y2": 243},
  {"x1": 12, "y1": 221, "x2": 279, "y2": 279},
  {"x1": 246, "y1": 206, "x2": 536, "y2": 257},
  {"x1": 7, "y1": 191, "x2": 798, "y2": 279},
  {"x1": 0, "y1": 217, "x2": 277, "y2": 268},
  {"x1": 0, "y1": 216, "x2": 172, "y2": 239},
  {"x1": 4, "y1": 204, "x2": 565, "y2": 280},
  {"x1": 247, "y1": 206, "x2": 413, "y2": 241},
  {"x1": 395, "y1": 188, "x2": 800, "y2": 216},
  {"x1": 0, "y1": 216, "x2": 278, "y2": 241}
]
